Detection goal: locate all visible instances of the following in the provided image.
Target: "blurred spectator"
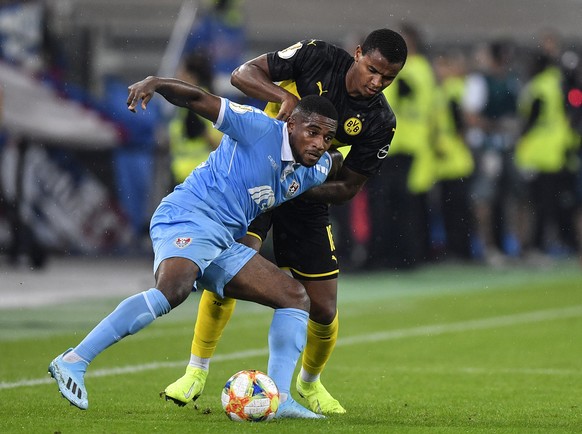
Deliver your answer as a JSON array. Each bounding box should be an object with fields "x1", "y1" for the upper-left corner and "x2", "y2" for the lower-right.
[
  {"x1": 539, "y1": 28, "x2": 562, "y2": 65},
  {"x1": 463, "y1": 39, "x2": 521, "y2": 265},
  {"x1": 96, "y1": 76, "x2": 162, "y2": 245},
  {"x1": 539, "y1": 29, "x2": 582, "y2": 261},
  {"x1": 514, "y1": 51, "x2": 580, "y2": 259},
  {"x1": 0, "y1": 0, "x2": 71, "y2": 88},
  {"x1": 168, "y1": 51, "x2": 222, "y2": 184},
  {"x1": 0, "y1": 85, "x2": 7, "y2": 255},
  {"x1": 183, "y1": 0, "x2": 246, "y2": 100},
  {"x1": 368, "y1": 22, "x2": 436, "y2": 270},
  {"x1": 432, "y1": 50, "x2": 475, "y2": 260},
  {"x1": 0, "y1": 0, "x2": 43, "y2": 70},
  {"x1": 0, "y1": 1, "x2": 47, "y2": 267}
]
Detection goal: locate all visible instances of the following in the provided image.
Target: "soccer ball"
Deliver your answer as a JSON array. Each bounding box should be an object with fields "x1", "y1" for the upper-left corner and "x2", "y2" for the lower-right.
[{"x1": 221, "y1": 370, "x2": 280, "y2": 422}]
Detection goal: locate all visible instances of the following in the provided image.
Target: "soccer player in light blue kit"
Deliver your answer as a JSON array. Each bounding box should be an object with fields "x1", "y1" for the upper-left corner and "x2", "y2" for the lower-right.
[{"x1": 48, "y1": 75, "x2": 339, "y2": 419}]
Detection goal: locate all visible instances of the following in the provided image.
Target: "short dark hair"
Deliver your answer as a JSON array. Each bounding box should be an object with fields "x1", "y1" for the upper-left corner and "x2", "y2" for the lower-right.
[
  {"x1": 529, "y1": 51, "x2": 552, "y2": 76},
  {"x1": 294, "y1": 95, "x2": 338, "y2": 121},
  {"x1": 489, "y1": 39, "x2": 514, "y2": 65},
  {"x1": 362, "y1": 28, "x2": 408, "y2": 66}
]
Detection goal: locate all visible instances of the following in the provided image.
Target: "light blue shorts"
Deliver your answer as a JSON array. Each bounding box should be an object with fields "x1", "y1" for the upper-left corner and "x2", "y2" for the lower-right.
[
  {"x1": 150, "y1": 201, "x2": 256, "y2": 297},
  {"x1": 198, "y1": 242, "x2": 257, "y2": 297}
]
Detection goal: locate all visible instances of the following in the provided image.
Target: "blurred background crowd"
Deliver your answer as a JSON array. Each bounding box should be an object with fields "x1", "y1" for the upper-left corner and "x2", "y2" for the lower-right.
[{"x1": 0, "y1": 0, "x2": 581, "y2": 272}]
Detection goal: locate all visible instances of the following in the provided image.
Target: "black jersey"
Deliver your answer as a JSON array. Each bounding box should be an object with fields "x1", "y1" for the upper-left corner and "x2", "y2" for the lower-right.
[{"x1": 266, "y1": 39, "x2": 397, "y2": 178}]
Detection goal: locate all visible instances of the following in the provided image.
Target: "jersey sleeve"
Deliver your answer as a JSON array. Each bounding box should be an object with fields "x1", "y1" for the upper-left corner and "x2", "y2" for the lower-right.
[
  {"x1": 316, "y1": 151, "x2": 333, "y2": 183},
  {"x1": 300, "y1": 151, "x2": 333, "y2": 193},
  {"x1": 267, "y1": 40, "x2": 334, "y2": 83},
  {"x1": 214, "y1": 97, "x2": 274, "y2": 146},
  {"x1": 342, "y1": 113, "x2": 396, "y2": 177}
]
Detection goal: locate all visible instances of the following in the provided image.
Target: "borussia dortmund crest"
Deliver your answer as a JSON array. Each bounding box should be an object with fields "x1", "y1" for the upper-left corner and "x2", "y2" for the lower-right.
[{"x1": 344, "y1": 117, "x2": 362, "y2": 136}]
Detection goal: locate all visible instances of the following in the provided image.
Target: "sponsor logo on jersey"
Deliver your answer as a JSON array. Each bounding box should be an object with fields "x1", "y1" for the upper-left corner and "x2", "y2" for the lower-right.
[
  {"x1": 280, "y1": 162, "x2": 295, "y2": 181},
  {"x1": 228, "y1": 101, "x2": 253, "y2": 114},
  {"x1": 268, "y1": 155, "x2": 279, "y2": 170},
  {"x1": 175, "y1": 237, "x2": 192, "y2": 248},
  {"x1": 344, "y1": 117, "x2": 363, "y2": 136},
  {"x1": 377, "y1": 144, "x2": 390, "y2": 159},
  {"x1": 316, "y1": 81, "x2": 328, "y2": 96},
  {"x1": 315, "y1": 163, "x2": 330, "y2": 176},
  {"x1": 277, "y1": 42, "x2": 303, "y2": 59},
  {"x1": 286, "y1": 180, "x2": 300, "y2": 198},
  {"x1": 248, "y1": 185, "x2": 276, "y2": 210}
]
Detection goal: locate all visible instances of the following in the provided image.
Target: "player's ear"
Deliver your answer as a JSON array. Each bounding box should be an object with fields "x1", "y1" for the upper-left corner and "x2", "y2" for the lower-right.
[
  {"x1": 354, "y1": 45, "x2": 363, "y2": 62},
  {"x1": 286, "y1": 114, "x2": 296, "y2": 133}
]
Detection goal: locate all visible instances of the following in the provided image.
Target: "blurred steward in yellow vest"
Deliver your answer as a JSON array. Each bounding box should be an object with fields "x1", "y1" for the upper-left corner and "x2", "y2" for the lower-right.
[
  {"x1": 383, "y1": 27, "x2": 436, "y2": 194},
  {"x1": 515, "y1": 52, "x2": 581, "y2": 255},
  {"x1": 169, "y1": 52, "x2": 222, "y2": 183},
  {"x1": 367, "y1": 23, "x2": 436, "y2": 269},
  {"x1": 516, "y1": 55, "x2": 578, "y2": 173},
  {"x1": 432, "y1": 50, "x2": 475, "y2": 259}
]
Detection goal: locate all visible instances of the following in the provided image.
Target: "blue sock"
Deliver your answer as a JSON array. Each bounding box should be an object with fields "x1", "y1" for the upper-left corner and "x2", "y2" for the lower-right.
[
  {"x1": 73, "y1": 288, "x2": 171, "y2": 364},
  {"x1": 267, "y1": 308, "x2": 308, "y2": 397}
]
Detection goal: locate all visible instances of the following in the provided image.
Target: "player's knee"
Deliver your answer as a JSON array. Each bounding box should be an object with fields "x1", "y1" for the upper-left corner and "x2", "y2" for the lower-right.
[
  {"x1": 310, "y1": 306, "x2": 336, "y2": 324},
  {"x1": 309, "y1": 301, "x2": 337, "y2": 324},
  {"x1": 155, "y1": 258, "x2": 199, "y2": 308},
  {"x1": 284, "y1": 280, "x2": 310, "y2": 311},
  {"x1": 158, "y1": 284, "x2": 191, "y2": 308}
]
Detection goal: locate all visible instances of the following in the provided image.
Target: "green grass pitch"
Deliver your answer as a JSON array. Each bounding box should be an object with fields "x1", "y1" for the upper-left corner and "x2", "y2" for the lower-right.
[{"x1": 1, "y1": 261, "x2": 581, "y2": 433}]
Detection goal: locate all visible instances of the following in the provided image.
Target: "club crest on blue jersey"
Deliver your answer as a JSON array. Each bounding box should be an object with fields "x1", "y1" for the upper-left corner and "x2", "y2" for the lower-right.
[
  {"x1": 174, "y1": 237, "x2": 192, "y2": 248},
  {"x1": 286, "y1": 180, "x2": 300, "y2": 198}
]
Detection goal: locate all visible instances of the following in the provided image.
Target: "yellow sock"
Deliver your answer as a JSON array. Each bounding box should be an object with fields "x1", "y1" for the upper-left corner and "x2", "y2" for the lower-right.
[
  {"x1": 191, "y1": 290, "x2": 236, "y2": 358},
  {"x1": 301, "y1": 311, "x2": 339, "y2": 377}
]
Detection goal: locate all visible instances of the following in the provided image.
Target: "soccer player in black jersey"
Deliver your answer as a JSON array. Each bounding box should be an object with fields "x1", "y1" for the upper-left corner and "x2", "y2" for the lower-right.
[{"x1": 163, "y1": 29, "x2": 407, "y2": 414}]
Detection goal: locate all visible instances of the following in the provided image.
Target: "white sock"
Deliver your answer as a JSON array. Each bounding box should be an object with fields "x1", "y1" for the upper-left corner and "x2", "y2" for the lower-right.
[
  {"x1": 188, "y1": 354, "x2": 210, "y2": 370},
  {"x1": 299, "y1": 367, "x2": 320, "y2": 383},
  {"x1": 62, "y1": 351, "x2": 87, "y2": 364}
]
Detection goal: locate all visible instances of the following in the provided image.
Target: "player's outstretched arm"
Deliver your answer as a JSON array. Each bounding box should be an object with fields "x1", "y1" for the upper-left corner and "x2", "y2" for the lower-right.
[
  {"x1": 127, "y1": 76, "x2": 221, "y2": 123},
  {"x1": 231, "y1": 54, "x2": 299, "y2": 120}
]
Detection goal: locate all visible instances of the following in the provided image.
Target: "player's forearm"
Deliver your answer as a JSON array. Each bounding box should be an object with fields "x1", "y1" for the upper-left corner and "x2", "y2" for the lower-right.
[
  {"x1": 231, "y1": 62, "x2": 290, "y2": 104},
  {"x1": 152, "y1": 77, "x2": 220, "y2": 122},
  {"x1": 154, "y1": 77, "x2": 208, "y2": 108},
  {"x1": 128, "y1": 76, "x2": 219, "y2": 121},
  {"x1": 301, "y1": 181, "x2": 362, "y2": 205}
]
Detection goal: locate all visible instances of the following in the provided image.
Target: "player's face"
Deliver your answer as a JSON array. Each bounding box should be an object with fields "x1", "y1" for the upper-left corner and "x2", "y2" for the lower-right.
[
  {"x1": 288, "y1": 113, "x2": 337, "y2": 166},
  {"x1": 348, "y1": 47, "x2": 404, "y2": 99}
]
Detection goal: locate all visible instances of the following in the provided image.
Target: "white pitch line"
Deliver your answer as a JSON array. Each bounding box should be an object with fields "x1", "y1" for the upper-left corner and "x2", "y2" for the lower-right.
[
  {"x1": 390, "y1": 366, "x2": 582, "y2": 376},
  {"x1": 2, "y1": 305, "x2": 582, "y2": 391},
  {"x1": 337, "y1": 304, "x2": 582, "y2": 345}
]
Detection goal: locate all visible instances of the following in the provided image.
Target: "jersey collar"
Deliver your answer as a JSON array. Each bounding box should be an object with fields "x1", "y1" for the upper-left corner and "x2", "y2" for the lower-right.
[{"x1": 281, "y1": 123, "x2": 296, "y2": 163}]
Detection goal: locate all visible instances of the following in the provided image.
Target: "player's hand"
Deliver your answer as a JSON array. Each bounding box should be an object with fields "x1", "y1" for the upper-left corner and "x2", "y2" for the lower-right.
[
  {"x1": 127, "y1": 76, "x2": 158, "y2": 112},
  {"x1": 276, "y1": 95, "x2": 300, "y2": 120}
]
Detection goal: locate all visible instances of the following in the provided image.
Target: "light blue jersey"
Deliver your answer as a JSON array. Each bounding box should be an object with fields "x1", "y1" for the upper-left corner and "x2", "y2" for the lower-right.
[
  {"x1": 165, "y1": 98, "x2": 332, "y2": 240},
  {"x1": 150, "y1": 98, "x2": 332, "y2": 289}
]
